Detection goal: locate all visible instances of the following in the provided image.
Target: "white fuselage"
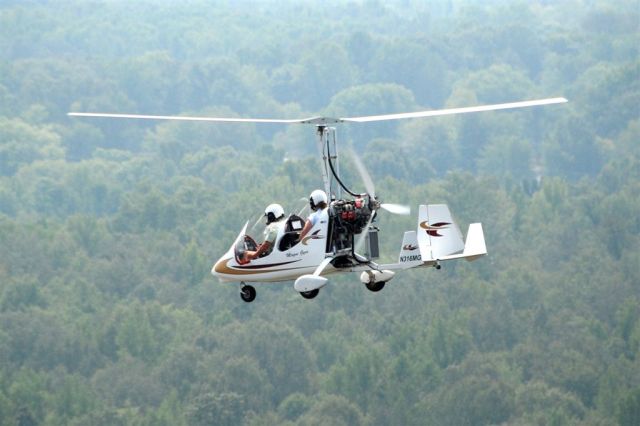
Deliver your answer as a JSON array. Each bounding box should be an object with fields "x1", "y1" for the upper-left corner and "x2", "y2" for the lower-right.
[{"x1": 212, "y1": 215, "x2": 330, "y2": 283}]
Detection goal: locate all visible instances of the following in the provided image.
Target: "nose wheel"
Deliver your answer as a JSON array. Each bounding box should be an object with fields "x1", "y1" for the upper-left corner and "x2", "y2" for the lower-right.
[{"x1": 240, "y1": 284, "x2": 256, "y2": 303}]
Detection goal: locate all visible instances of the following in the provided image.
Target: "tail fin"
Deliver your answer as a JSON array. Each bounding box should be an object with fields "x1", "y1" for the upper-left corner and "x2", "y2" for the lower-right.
[
  {"x1": 461, "y1": 223, "x2": 487, "y2": 261},
  {"x1": 434, "y1": 222, "x2": 488, "y2": 262},
  {"x1": 417, "y1": 204, "x2": 465, "y2": 261},
  {"x1": 397, "y1": 231, "x2": 423, "y2": 267}
]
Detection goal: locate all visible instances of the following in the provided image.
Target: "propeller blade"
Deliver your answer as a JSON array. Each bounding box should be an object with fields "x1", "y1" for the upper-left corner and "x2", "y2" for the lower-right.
[
  {"x1": 349, "y1": 149, "x2": 410, "y2": 216},
  {"x1": 354, "y1": 214, "x2": 375, "y2": 255},
  {"x1": 349, "y1": 149, "x2": 375, "y2": 198},
  {"x1": 381, "y1": 203, "x2": 411, "y2": 215}
]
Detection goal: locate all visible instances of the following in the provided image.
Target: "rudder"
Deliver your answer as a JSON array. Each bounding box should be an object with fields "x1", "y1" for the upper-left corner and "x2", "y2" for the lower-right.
[{"x1": 417, "y1": 204, "x2": 465, "y2": 260}]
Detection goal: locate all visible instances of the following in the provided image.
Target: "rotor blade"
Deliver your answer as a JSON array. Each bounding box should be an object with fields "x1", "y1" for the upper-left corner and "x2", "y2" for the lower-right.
[
  {"x1": 67, "y1": 112, "x2": 336, "y2": 124},
  {"x1": 381, "y1": 203, "x2": 411, "y2": 215},
  {"x1": 349, "y1": 149, "x2": 375, "y2": 198},
  {"x1": 340, "y1": 97, "x2": 568, "y2": 123},
  {"x1": 69, "y1": 97, "x2": 567, "y2": 125}
]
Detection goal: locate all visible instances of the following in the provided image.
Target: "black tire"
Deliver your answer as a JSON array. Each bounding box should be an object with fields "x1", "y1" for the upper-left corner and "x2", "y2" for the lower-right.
[
  {"x1": 240, "y1": 285, "x2": 256, "y2": 303},
  {"x1": 300, "y1": 289, "x2": 319, "y2": 299},
  {"x1": 365, "y1": 281, "x2": 385, "y2": 292}
]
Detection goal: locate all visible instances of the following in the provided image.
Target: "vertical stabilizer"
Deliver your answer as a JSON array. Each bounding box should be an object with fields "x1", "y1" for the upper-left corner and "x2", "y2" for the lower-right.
[
  {"x1": 462, "y1": 223, "x2": 487, "y2": 261},
  {"x1": 398, "y1": 231, "x2": 423, "y2": 267},
  {"x1": 417, "y1": 204, "x2": 465, "y2": 260}
]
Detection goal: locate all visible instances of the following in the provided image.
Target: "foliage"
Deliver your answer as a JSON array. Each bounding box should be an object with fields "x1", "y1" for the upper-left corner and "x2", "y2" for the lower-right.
[{"x1": 0, "y1": 0, "x2": 638, "y2": 424}]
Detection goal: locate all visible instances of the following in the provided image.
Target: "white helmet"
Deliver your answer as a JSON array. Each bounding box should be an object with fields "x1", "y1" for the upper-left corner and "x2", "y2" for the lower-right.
[
  {"x1": 309, "y1": 189, "x2": 328, "y2": 211},
  {"x1": 264, "y1": 203, "x2": 285, "y2": 224}
]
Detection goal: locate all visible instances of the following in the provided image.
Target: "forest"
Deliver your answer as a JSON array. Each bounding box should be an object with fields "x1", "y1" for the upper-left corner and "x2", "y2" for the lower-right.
[{"x1": 0, "y1": 0, "x2": 639, "y2": 424}]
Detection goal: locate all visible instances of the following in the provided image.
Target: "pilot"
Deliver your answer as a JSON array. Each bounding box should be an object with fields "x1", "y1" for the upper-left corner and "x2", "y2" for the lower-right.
[
  {"x1": 299, "y1": 189, "x2": 328, "y2": 240},
  {"x1": 243, "y1": 203, "x2": 285, "y2": 262}
]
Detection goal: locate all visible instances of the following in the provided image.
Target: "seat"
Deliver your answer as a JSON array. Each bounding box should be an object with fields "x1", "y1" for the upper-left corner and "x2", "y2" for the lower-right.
[
  {"x1": 285, "y1": 215, "x2": 305, "y2": 232},
  {"x1": 279, "y1": 215, "x2": 304, "y2": 251}
]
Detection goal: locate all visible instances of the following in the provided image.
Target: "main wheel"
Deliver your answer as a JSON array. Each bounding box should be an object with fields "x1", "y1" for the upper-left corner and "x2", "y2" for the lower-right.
[
  {"x1": 240, "y1": 285, "x2": 256, "y2": 303},
  {"x1": 365, "y1": 281, "x2": 385, "y2": 292},
  {"x1": 300, "y1": 289, "x2": 319, "y2": 299}
]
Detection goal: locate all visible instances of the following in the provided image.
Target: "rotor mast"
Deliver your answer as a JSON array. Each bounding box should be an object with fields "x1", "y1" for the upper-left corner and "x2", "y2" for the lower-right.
[{"x1": 316, "y1": 125, "x2": 341, "y2": 202}]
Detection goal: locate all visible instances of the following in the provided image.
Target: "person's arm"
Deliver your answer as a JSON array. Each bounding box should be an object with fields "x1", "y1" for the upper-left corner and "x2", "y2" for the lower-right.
[
  {"x1": 299, "y1": 219, "x2": 312, "y2": 240},
  {"x1": 254, "y1": 241, "x2": 272, "y2": 257},
  {"x1": 245, "y1": 222, "x2": 279, "y2": 261},
  {"x1": 243, "y1": 240, "x2": 272, "y2": 261}
]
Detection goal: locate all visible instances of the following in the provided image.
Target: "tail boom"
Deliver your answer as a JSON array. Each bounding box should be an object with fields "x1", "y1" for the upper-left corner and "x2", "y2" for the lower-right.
[{"x1": 395, "y1": 204, "x2": 487, "y2": 269}]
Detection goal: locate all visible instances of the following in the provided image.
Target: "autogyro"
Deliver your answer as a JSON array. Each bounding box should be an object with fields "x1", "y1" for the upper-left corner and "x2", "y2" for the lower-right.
[{"x1": 70, "y1": 97, "x2": 567, "y2": 302}]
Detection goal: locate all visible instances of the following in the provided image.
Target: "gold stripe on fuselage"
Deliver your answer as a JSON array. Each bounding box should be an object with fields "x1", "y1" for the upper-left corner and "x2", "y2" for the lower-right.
[{"x1": 214, "y1": 258, "x2": 306, "y2": 276}]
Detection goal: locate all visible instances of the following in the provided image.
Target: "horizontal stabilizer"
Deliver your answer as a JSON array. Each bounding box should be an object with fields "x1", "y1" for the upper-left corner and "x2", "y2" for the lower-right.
[{"x1": 439, "y1": 223, "x2": 487, "y2": 262}]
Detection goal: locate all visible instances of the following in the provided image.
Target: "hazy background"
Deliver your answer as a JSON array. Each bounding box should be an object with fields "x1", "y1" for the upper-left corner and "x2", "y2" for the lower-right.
[{"x1": 0, "y1": 0, "x2": 638, "y2": 425}]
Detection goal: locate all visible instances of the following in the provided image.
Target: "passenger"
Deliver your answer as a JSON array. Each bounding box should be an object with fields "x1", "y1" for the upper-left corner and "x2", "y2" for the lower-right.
[
  {"x1": 299, "y1": 189, "x2": 328, "y2": 240},
  {"x1": 243, "y1": 203, "x2": 285, "y2": 261}
]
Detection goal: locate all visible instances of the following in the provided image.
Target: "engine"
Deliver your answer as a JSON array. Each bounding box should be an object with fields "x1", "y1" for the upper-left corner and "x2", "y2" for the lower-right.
[{"x1": 329, "y1": 197, "x2": 375, "y2": 252}]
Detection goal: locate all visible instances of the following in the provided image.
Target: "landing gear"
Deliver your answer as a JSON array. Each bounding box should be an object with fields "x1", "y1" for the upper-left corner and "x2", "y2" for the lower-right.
[
  {"x1": 240, "y1": 285, "x2": 256, "y2": 303},
  {"x1": 360, "y1": 270, "x2": 392, "y2": 293},
  {"x1": 434, "y1": 261, "x2": 441, "y2": 270},
  {"x1": 300, "y1": 289, "x2": 319, "y2": 299},
  {"x1": 365, "y1": 281, "x2": 385, "y2": 292}
]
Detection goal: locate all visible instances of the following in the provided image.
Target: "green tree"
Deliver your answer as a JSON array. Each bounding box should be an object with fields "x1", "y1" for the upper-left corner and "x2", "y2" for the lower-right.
[
  {"x1": 296, "y1": 394, "x2": 369, "y2": 426},
  {"x1": 0, "y1": 118, "x2": 63, "y2": 176},
  {"x1": 186, "y1": 392, "x2": 245, "y2": 426},
  {"x1": 617, "y1": 387, "x2": 640, "y2": 426}
]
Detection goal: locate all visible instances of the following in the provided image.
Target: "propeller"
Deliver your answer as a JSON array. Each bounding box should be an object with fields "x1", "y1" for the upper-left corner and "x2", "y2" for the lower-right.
[
  {"x1": 349, "y1": 149, "x2": 410, "y2": 216},
  {"x1": 348, "y1": 148, "x2": 409, "y2": 257},
  {"x1": 354, "y1": 213, "x2": 376, "y2": 256}
]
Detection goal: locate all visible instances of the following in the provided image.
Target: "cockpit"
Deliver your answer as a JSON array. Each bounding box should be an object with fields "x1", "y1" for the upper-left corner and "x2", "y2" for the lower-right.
[
  {"x1": 234, "y1": 214, "x2": 305, "y2": 264},
  {"x1": 278, "y1": 214, "x2": 305, "y2": 251}
]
